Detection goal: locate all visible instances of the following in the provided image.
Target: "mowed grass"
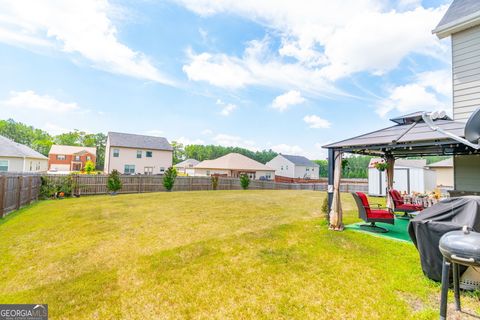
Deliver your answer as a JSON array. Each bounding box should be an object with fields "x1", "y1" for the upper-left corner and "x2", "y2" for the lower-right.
[{"x1": 0, "y1": 190, "x2": 478, "y2": 319}]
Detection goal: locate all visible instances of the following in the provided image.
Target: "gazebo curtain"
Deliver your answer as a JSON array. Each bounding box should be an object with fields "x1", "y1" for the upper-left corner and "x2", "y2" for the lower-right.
[
  {"x1": 385, "y1": 155, "x2": 395, "y2": 210},
  {"x1": 329, "y1": 151, "x2": 343, "y2": 231}
]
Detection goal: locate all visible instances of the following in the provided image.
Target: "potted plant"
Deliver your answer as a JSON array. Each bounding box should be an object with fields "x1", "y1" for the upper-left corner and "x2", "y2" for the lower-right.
[
  {"x1": 372, "y1": 161, "x2": 389, "y2": 172},
  {"x1": 58, "y1": 191, "x2": 65, "y2": 199},
  {"x1": 107, "y1": 170, "x2": 122, "y2": 195}
]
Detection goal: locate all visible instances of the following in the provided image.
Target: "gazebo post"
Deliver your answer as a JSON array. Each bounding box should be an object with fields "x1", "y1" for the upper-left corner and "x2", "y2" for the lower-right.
[
  {"x1": 327, "y1": 148, "x2": 335, "y2": 212},
  {"x1": 329, "y1": 150, "x2": 344, "y2": 231}
]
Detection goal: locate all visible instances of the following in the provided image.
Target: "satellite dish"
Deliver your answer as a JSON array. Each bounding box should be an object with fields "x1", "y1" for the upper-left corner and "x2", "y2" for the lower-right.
[
  {"x1": 422, "y1": 108, "x2": 480, "y2": 150},
  {"x1": 465, "y1": 108, "x2": 480, "y2": 143}
]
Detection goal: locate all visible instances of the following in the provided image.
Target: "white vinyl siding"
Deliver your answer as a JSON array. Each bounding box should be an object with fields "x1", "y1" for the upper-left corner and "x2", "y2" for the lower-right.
[{"x1": 452, "y1": 25, "x2": 480, "y2": 122}]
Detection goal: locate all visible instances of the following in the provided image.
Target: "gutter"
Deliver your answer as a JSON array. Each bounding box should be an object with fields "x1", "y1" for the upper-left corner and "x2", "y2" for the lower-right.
[{"x1": 433, "y1": 13, "x2": 480, "y2": 39}]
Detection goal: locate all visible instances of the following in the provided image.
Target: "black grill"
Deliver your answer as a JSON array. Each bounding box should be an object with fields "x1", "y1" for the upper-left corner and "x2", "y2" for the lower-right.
[{"x1": 438, "y1": 227, "x2": 480, "y2": 319}]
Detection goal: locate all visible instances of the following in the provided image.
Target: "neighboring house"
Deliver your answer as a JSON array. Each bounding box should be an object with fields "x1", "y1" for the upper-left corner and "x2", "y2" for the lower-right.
[
  {"x1": 266, "y1": 154, "x2": 319, "y2": 179},
  {"x1": 174, "y1": 159, "x2": 199, "y2": 175},
  {"x1": 426, "y1": 158, "x2": 454, "y2": 189},
  {"x1": 104, "y1": 132, "x2": 173, "y2": 174},
  {"x1": 48, "y1": 145, "x2": 96, "y2": 172},
  {"x1": 0, "y1": 135, "x2": 48, "y2": 173},
  {"x1": 434, "y1": 0, "x2": 480, "y2": 193},
  {"x1": 368, "y1": 158, "x2": 436, "y2": 196},
  {"x1": 193, "y1": 153, "x2": 275, "y2": 180}
]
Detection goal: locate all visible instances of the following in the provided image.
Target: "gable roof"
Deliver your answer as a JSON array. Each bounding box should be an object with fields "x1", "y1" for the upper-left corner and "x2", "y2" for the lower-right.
[
  {"x1": 280, "y1": 154, "x2": 319, "y2": 167},
  {"x1": 433, "y1": 0, "x2": 480, "y2": 39},
  {"x1": 108, "y1": 132, "x2": 173, "y2": 151},
  {"x1": 195, "y1": 153, "x2": 274, "y2": 171},
  {"x1": 174, "y1": 159, "x2": 199, "y2": 168},
  {"x1": 427, "y1": 158, "x2": 454, "y2": 168},
  {"x1": 0, "y1": 135, "x2": 48, "y2": 159},
  {"x1": 49, "y1": 145, "x2": 97, "y2": 156}
]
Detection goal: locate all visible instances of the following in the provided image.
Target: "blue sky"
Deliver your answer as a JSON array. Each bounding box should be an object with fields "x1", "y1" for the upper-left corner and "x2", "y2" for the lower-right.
[{"x1": 0, "y1": 0, "x2": 452, "y2": 159}]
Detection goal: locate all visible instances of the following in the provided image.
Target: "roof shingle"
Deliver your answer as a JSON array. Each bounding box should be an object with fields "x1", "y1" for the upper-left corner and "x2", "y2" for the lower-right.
[
  {"x1": 0, "y1": 135, "x2": 48, "y2": 159},
  {"x1": 108, "y1": 132, "x2": 173, "y2": 151}
]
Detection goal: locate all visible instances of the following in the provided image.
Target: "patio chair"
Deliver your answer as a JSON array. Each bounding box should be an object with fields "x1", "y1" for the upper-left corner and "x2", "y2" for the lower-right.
[
  {"x1": 351, "y1": 192, "x2": 395, "y2": 233},
  {"x1": 388, "y1": 189, "x2": 423, "y2": 218}
]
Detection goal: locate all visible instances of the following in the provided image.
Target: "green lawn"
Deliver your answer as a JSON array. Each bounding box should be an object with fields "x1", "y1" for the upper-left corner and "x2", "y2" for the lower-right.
[{"x1": 0, "y1": 190, "x2": 478, "y2": 319}]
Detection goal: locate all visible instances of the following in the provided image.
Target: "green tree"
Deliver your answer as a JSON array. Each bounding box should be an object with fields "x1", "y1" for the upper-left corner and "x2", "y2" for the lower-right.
[
  {"x1": 84, "y1": 160, "x2": 95, "y2": 174},
  {"x1": 184, "y1": 144, "x2": 277, "y2": 164},
  {"x1": 240, "y1": 174, "x2": 250, "y2": 190},
  {"x1": 163, "y1": 167, "x2": 177, "y2": 191},
  {"x1": 107, "y1": 170, "x2": 122, "y2": 194},
  {"x1": 171, "y1": 141, "x2": 185, "y2": 164}
]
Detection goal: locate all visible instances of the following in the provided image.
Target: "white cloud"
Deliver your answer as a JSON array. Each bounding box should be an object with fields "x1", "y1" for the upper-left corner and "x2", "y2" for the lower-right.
[
  {"x1": 271, "y1": 90, "x2": 306, "y2": 112},
  {"x1": 377, "y1": 69, "x2": 451, "y2": 117},
  {"x1": 2, "y1": 90, "x2": 79, "y2": 112},
  {"x1": 303, "y1": 115, "x2": 331, "y2": 129},
  {"x1": 174, "y1": 137, "x2": 205, "y2": 145},
  {"x1": 212, "y1": 133, "x2": 257, "y2": 150},
  {"x1": 270, "y1": 144, "x2": 304, "y2": 155},
  {"x1": 43, "y1": 123, "x2": 71, "y2": 135},
  {"x1": 178, "y1": 0, "x2": 448, "y2": 86},
  {"x1": 0, "y1": 0, "x2": 172, "y2": 84},
  {"x1": 216, "y1": 99, "x2": 237, "y2": 116},
  {"x1": 183, "y1": 40, "x2": 341, "y2": 96},
  {"x1": 201, "y1": 129, "x2": 213, "y2": 135}
]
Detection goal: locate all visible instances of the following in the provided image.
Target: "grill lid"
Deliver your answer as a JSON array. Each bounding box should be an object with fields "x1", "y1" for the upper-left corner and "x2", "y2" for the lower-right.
[{"x1": 439, "y1": 226, "x2": 480, "y2": 266}]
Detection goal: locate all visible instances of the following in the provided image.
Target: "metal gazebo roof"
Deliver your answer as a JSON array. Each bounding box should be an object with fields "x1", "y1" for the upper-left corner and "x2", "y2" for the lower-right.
[{"x1": 323, "y1": 112, "x2": 479, "y2": 157}]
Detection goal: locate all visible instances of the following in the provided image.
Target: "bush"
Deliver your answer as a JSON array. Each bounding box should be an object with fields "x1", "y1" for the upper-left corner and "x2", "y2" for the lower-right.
[
  {"x1": 107, "y1": 170, "x2": 122, "y2": 193},
  {"x1": 211, "y1": 176, "x2": 219, "y2": 190},
  {"x1": 84, "y1": 160, "x2": 95, "y2": 174},
  {"x1": 163, "y1": 167, "x2": 177, "y2": 191},
  {"x1": 39, "y1": 174, "x2": 77, "y2": 199},
  {"x1": 240, "y1": 174, "x2": 250, "y2": 190},
  {"x1": 321, "y1": 196, "x2": 329, "y2": 223}
]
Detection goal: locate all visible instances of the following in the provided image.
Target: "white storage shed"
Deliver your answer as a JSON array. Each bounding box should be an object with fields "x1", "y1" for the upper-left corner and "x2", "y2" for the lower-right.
[{"x1": 368, "y1": 158, "x2": 436, "y2": 196}]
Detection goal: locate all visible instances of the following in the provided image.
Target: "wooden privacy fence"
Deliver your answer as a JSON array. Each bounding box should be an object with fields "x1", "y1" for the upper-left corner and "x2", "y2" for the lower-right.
[
  {"x1": 0, "y1": 175, "x2": 42, "y2": 217},
  {"x1": 42, "y1": 174, "x2": 367, "y2": 195},
  {"x1": 0, "y1": 174, "x2": 368, "y2": 217}
]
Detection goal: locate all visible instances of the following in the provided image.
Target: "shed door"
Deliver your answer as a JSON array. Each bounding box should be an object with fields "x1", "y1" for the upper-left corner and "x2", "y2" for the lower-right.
[{"x1": 393, "y1": 168, "x2": 410, "y2": 194}]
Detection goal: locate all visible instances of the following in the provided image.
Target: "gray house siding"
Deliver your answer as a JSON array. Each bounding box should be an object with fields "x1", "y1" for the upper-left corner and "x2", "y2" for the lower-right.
[
  {"x1": 452, "y1": 24, "x2": 480, "y2": 121},
  {"x1": 454, "y1": 155, "x2": 480, "y2": 192}
]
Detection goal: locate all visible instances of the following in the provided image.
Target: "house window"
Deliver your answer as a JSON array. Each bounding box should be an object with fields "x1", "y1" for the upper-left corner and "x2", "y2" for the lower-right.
[
  {"x1": 124, "y1": 164, "x2": 135, "y2": 174},
  {"x1": 312, "y1": 168, "x2": 314, "y2": 172},
  {"x1": 0, "y1": 160, "x2": 8, "y2": 172},
  {"x1": 74, "y1": 155, "x2": 80, "y2": 161},
  {"x1": 265, "y1": 173, "x2": 271, "y2": 179},
  {"x1": 146, "y1": 151, "x2": 153, "y2": 158},
  {"x1": 281, "y1": 166, "x2": 283, "y2": 170},
  {"x1": 137, "y1": 150, "x2": 142, "y2": 158},
  {"x1": 286, "y1": 165, "x2": 288, "y2": 170},
  {"x1": 144, "y1": 167, "x2": 153, "y2": 175},
  {"x1": 29, "y1": 161, "x2": 33, "y2": 171},
  {"x1": 160, "y1": 167, "x2": 165, "y2": 173},
  {"x1": 86, "y1": 156, "x2": 91, "y2": 161},
  {"x1": 206, "y1": 170, "x2": 210, "y2": 176},
  {"x1": 36, "y1": 162, "x2": 40, "y2": 170},
  {"x1": 113, "y1": 149, "x2": 119, "y2": 157},
  {"x1": 57, "y1": 155, "x2": 66, "y2": 160},
  {"x1": 306, "y1": 168, "x2": 309, "y2": 172}
]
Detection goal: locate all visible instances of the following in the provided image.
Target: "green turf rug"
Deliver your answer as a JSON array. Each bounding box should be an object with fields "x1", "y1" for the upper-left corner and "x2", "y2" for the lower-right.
[{"x1": 345, "y1": 218, "x2": 412, "y2": 243}]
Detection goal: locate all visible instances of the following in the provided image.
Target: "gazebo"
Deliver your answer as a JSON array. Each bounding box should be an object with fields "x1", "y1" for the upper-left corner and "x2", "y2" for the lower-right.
[{"x1": 323, "y1": 111, "x2": 480, "y2": 231}]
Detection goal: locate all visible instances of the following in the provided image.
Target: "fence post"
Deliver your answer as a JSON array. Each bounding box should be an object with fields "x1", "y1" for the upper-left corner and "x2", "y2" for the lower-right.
[
  {"x1": 16, "y1": 176, "x2": 23, "y2": 210},
  {"x1": 27, "y1": 176, "x2": 32, "y2": 204},
  {"x1": 0, "y1": 176, "x2": 5, "y2": 218}
]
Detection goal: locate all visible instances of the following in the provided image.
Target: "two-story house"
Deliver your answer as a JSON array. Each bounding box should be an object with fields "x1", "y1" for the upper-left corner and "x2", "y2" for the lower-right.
[
  {"x1": 266, "y1": 154, "x2": 319, "y2": 179},
  {"x1": 48, "y1": 145, "x2": 97, "y2": 172},
  {"x1": 433, "y1": 0, "x2": 480, "y2": 193},
  {"x1": 104, "y1": 132, "x2": 173, "y2": 174}
]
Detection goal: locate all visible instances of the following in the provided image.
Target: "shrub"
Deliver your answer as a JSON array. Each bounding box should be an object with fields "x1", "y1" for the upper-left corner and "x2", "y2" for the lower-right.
[
  {"x1": 84, "y1": 160, "x2": 95, "y2": 174},
  {"x1": 107, "y1": 170, "x2": 122, "y2": 193},
  {"x1": 211, "y1": 176, "x2": 219, "y2": 190},
  {"x1": 240, "y1": 174, "x2": 250, "y2": 190},
  {"x1": 163, "y1": 167, "x2": 177, "y2": 191},
  {"x1": 321, "y1": 196, "x2": 329, "y2": 223},
  {"x1": 39, "y1": 174, "x2": 77, "y2": 199}
]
